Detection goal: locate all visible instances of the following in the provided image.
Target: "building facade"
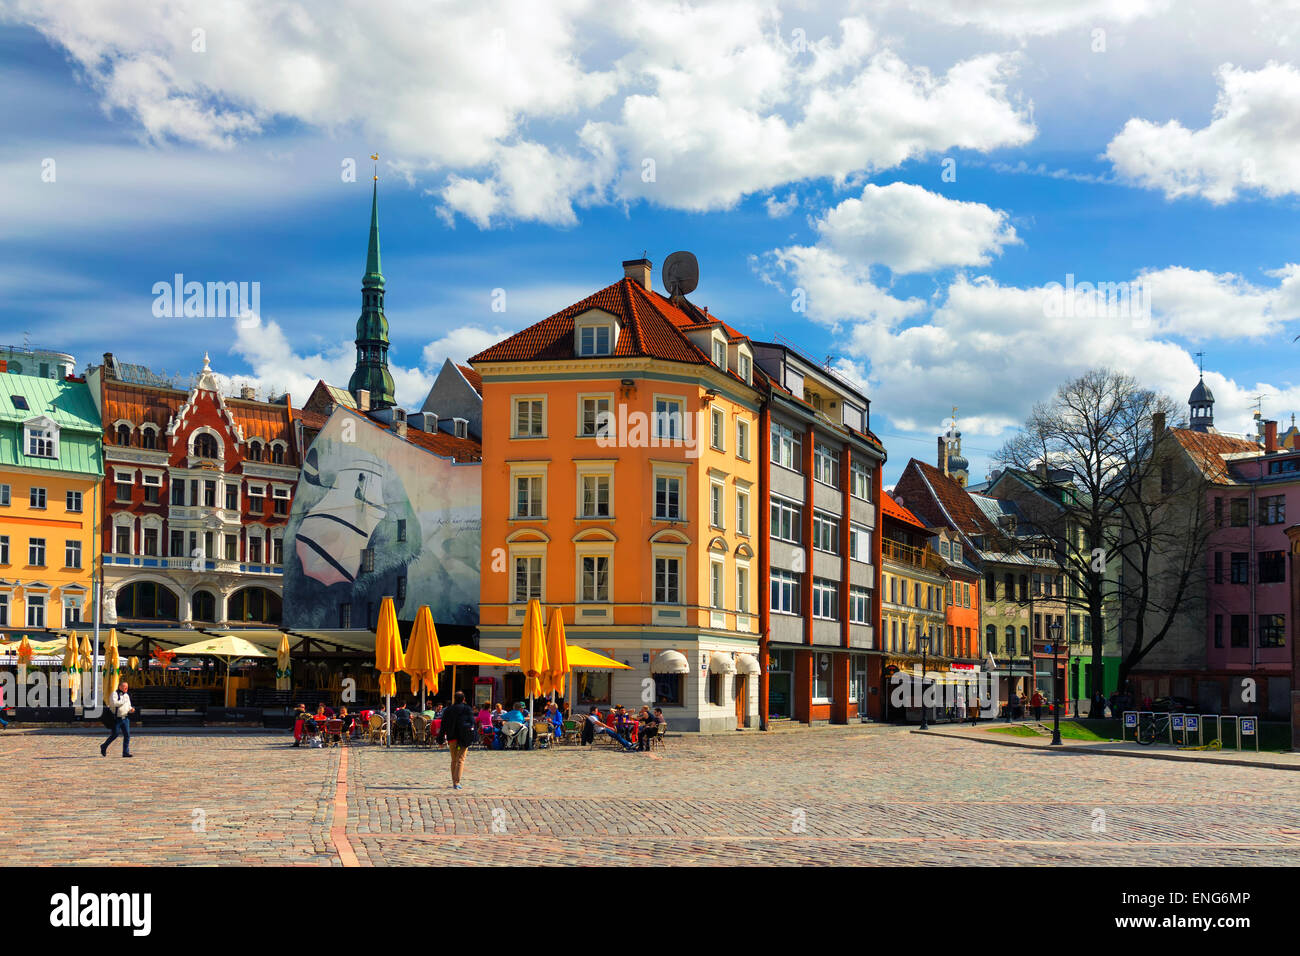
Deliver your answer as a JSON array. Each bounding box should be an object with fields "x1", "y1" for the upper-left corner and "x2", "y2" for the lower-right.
[
  {"x1": 471, "y1": 258, "x2": 763, "y2": 732},
  {"x1": 0, "y1": 368, "x2": 102, "y2": 637},
  {"x1": 753, "y1": 343, "x2": 883, "y2": 726},
  {"x1": 90, "y1": 353, "x2": 298, "y2": 631}
]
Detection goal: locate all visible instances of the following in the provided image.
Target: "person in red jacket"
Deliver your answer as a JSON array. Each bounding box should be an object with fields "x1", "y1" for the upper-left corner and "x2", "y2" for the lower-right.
[{"x1": 1030, "y1": 690, "x2": 1044, "y2": 721}]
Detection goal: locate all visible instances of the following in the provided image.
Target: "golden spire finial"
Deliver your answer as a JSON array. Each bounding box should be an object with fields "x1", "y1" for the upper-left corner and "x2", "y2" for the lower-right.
[{"x1": 371, "y1": 152, "x2": 379, "y2": 181}]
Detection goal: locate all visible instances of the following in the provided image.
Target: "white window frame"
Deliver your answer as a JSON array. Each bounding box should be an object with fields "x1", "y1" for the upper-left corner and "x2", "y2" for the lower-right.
[
  {"x1": 849, "y1": 586, "x2": 870, "y2": 625},
  {"x1": 770, "y1": 495, "x2": 801, "y2": 544},
  {"x1": 813, "y1": 442, "x2": 840, "y2": 488},
  {"x1": 512, "y1": 473, "x2": 546, "y2": 519},
  {"x1": 29, "y1": 537, "x2": 46, "y2": 567},
  {"x1": 29, "y1": 486, "x2": 47, "y2": 510},
  {"x1": 512, "y1": 395, "x2": 547, "y2": 438},
  {"x1": 653, "y1": 549, "x2": 685, "y2": 606},
  {"x1": 736, "y1": 487, "x2": 750, "y2": 536},
  {"x1": 812, "y1": 578, "x2": 839, "y2": 620},
  {"x1": 653, "y1": 464, "x2": 687, "y2": 521},
  {"x1": 710, "y1": 480, "x2": 725, "y2": 530},
  {"x1": 850, "y1": 459, "x2": 873, "y2": 500},
  {"x1": 849, "y1": 523, "x2": 872, "y2": 563},
  {"x1": 771, "y1": 568, "x2": 799, "y2": 615},
  {"x1": 578, "y1": 393, "x2": 614, "y2": 438},
  {"x1": 652, "y1": 395, "x2": 686, "y2": 442},
  {"x1": 812, "y1": 510, "x2": 839, "y2": 554},
  {"x1": 576, "y1": 546, "x2": 613, "y2": 604},
  {"x1": 24, "y1": 421, "x2": 58, "y2": 459},
  {"x1": 710, "y1": 405, "x2": 725, "y2": 451},
  {"x1": 710, "y1": 557, "x2": 726, "y2": 628},
  {"x1": 25, "y1": 592, "x2": 45, "y2": 628},
  {"x1": 735, "y1": 417, "x2": 750, "y2": 460},
  {"x1": 772, "y1": 422, "x2": 801, "y2": 471},
  {"x1": 575, "y1": 463, "x2": 614, "y2": 519}
]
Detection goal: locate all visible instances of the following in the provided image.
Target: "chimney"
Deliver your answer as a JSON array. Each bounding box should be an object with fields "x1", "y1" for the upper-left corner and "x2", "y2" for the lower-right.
[
  {"x1": 102, "y1": 352, "x2": 116, "y2": 377},
  {"x1": 240, "y1": 386, "x2": 255, "y2": 400},
  {"x1": 1265, "y1": 419, "x2": 1278, "y2": 454},
  {"x1": 356, "y1": 389, "x2": 370, "y2": 412},
  {"x1": 622, "y1": 258, "x2": 652, "y2": 291},
  {"x1": 0, "y1": 359, "x2": 7, "y2": 374},
  {"x1": 937, "y1": 436, "x2": 948, "y2": 476},
  {"x1": 1152, "y1": 411, "x2": 1165, "y2": 438},
  {"x1": 392, "y1": 420, "x2": 407, "y2": 439}
]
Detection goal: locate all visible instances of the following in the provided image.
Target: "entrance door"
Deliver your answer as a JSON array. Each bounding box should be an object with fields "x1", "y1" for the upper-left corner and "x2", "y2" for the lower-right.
[{"x1": 734, "y1": 675, "x2": 747, "y2": 728}]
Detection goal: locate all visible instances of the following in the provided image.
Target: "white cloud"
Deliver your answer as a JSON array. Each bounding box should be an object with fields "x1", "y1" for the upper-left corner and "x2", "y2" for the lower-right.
[
  {"x1": 758, "y1": 245, "x2": 925, "y2": 328},
  {"x1": 1106, "y1": 62, "x2": 1300, "y2": 203},
  {"x1": 811, "y1": 182, "x2": 1019, "y2": 274},
  {"x1": 765, "y1": 191, "x2": 799, "y2": 218},
  {"x1": 898, "y1": 0, "x2": 1170, "y2": 36},
  {"x1": 421, "y1": 325, "x2": 515, "y2": 369},
  {"x1": 1139, "y1": 265, "x2": 1300, "y2": 339},
  {"x1": 6, "y1": 1, "x2": 1035, "y2": 226}
]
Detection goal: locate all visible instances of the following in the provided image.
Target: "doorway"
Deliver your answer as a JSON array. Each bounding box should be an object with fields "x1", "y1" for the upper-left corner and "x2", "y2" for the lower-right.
[{"x1": 734, "y1": 674, "x2": 748, "y2": 728}]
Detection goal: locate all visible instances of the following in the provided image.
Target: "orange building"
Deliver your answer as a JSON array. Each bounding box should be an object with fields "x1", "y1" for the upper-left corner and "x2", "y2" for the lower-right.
[{"x1": 470, "y1": 259, "x2": 763, "y2": 731}]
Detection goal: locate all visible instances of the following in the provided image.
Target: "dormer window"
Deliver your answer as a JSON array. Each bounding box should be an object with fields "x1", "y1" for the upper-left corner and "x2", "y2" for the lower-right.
[
  {"x1": 454, "y1": 419, "x2": 468, "y2": 439},
  {"x1": 140, "y1": 425, "x2": 158, "y2": 450},
  {"x1": 271, "y1": 442, "x2": 286, "y2": 465},
  {"x1": 712, "y1": 337, "x2": 726, "y2": 368},
  {"x1": 738, "y1": 352, "x2": 752, "y2": 383},
  {"x1": 578, "y1": 325, "x2": 612, "y2": 356},
  {"x1": 115, "y1": 424, "x2": 131, "y2": 446},
  {"x1": 248, "y1": 441, "x2": 263, "y2": 462},
  {"x1": 194, "y1": 433, "x2": 219, "y2": 459},
  {"x1": 24, "y1": 418, "x2": 59, "y2": 459}
]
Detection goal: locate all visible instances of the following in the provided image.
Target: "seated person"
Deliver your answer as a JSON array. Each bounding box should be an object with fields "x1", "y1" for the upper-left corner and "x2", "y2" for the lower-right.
[
  {"x1": 392, "y1": 700, "x2": 413, "y2": 743},
  {"x1": 334, "y1": 707, "x2": 352, "y2": 742},
  {"x1": 636, "y1": 707, "x2": 660, "y2": 751},
  {"x1": 313, "y1": 703, "x2": 328, "y2": 722},
  {"x1": 583, "y1": 708, "x2": 636, "y2": 752},
  {"x1": 490, "y1": 703, "x2": 506, "y2": 726},
  {"x1": 292, "y1": 704, "x2": 310, "y2": 746},
  {"x1": 544, "y1": 701, "x2": 563, "y2": 737},
  {"x1": 477, "y1": 705, "x2": 494, "y2": 730}
]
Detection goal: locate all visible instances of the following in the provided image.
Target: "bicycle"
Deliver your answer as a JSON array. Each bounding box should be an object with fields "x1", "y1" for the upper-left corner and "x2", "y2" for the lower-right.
[{"x1": 1136, "y1": 712, "x2": 1169, "y2": 745}]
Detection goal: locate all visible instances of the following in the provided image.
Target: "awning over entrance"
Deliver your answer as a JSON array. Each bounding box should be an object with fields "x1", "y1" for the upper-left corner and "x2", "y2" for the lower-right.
[
  {"x1": 734, "y1": 653, "x2": 760, "y2": 675},
  {"x1": 708, "y1": 652, "x2": 736, "y2": 675},
  {"x1": 651, "y1": 649, "x2": 689, "y2": 674}
]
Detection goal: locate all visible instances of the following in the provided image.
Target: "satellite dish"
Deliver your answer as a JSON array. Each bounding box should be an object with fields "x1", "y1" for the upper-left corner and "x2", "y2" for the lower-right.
[{"x1": 662, "y1": 251, "x2": 699, "y2": 298}]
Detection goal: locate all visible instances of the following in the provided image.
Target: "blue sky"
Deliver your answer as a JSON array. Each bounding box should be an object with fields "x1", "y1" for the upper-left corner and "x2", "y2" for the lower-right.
[{"x1": 5, "y1": 0, "x2": 1300, "y2": 485}]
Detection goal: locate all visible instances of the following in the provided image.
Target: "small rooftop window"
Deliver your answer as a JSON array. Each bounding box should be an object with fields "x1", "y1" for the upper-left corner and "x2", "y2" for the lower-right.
[{"x1": 10, "y1": 395, "x2": 28, "y2": 410}]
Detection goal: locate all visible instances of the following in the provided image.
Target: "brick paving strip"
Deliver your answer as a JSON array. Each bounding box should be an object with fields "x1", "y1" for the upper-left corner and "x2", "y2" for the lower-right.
[
  {"x1": 329, "y1": 744, "x2": 361, "y2": 867},
  {"x1": 916, "y1": 726, "x2": 1300, "y2": 772}
]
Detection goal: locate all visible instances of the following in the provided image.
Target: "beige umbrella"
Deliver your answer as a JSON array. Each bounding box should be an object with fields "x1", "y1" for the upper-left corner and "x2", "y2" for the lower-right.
[
  {"x1": 102, "y1": 628, "x2": 121, "y2": 701},
  {"x1": 63, "y1": 631, "x2": 81, "y2": 704},
  {"x1": 275, "y1": 632, "x2": 292, "y2": 691},
  {"x1": 168, "y1": 634, "x2": 273, "y2": 707}
]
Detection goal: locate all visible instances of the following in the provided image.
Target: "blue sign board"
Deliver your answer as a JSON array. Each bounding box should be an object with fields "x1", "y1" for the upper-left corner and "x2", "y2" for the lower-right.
[
  {"x1": 1186, "y1": 715, "x2": 1199, "y2": 731},
  {"x1": 1241, "y1": 718, "x2": 1256, "y2": 735},
  {"x1": 1124, "y1": 712, "x2": 1137, "y2": 727},
  {"x1": 1171, "y1": 714, "x2": 1184, "y2": 730}
]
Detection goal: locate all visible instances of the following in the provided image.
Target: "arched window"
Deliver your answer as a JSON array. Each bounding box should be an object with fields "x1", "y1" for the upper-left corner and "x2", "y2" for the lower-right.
[
  {"x1": 116, "y1": 424, "x2": 131, "y2": 446},
  {"x1": 1017, "y1": 574, "x2": 1028, "y2": 602},
  {"x1": 247, "y1": 441, "x2": 262, "y2": 462},
  {"x1": 1020, "y1": 626, "x2": 1030, "y2": 655},
  {"x1": 1004, "y1": 626, "x2": 1015, "y2": 653},
  {"x1": 271, "y1": 443, "x2": 285, "y2": 465},
  {"x1": 986, "y1": 624, "x2": 996, "y2": 653},
  {"x1": 139, "y1": 426, "x2": 157, "y2": 450},
  {"x1": 194, "y1": 433, "x2": 219, "y2": 459},
  {"x1": 191, "y1": 591, "x2": 217, "y2": 622},
  {"x1": 115, "y1": 582, "x2": 179, "y2": 621},
  {"x1": 227, "y1": 587, "x2": 282, "y2": 625}
]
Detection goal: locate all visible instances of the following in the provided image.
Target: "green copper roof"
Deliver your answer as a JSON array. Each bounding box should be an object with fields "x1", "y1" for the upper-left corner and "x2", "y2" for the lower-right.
[
  {"x1": 364, "y1": 179, "x2": 382, "y2": 284},
  {"x1": 0, "y1": 372, "x2": 103, "y2": 476}
]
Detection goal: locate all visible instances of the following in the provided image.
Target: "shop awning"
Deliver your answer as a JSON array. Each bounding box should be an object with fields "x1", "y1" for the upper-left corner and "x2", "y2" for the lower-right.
[
  {"x1": 708, "y1": 652, "x2": 736, "y2": 675},
  {"x1": 735, "y1": 653, "x2": 760, "y2": 675},
  {"x1": 651, "y1": 650, "x2": 689, "y2": 674}
]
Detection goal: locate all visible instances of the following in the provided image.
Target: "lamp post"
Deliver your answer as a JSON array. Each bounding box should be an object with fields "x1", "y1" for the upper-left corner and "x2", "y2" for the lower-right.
[
  {"x1": 919, "y1": 634, "x2": 931, "y2": 730},
  {"x1": 1049, "y1": 619, "x2": 1064, "y2": 745}
]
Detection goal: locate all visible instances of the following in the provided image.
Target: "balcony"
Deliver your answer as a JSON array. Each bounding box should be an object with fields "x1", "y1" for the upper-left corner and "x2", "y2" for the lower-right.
[{"x1": 882, "y1": 538, "x2": 927, "y2": 568}]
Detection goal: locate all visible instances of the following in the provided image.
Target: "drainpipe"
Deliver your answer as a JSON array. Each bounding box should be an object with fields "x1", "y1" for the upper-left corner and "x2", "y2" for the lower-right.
[
  {"x1": 759, "y1": 401, "x2": 771, "y2": 732},
  {"x1": 1251, "y1": 476, "x2": 1258, "y2": 674}
]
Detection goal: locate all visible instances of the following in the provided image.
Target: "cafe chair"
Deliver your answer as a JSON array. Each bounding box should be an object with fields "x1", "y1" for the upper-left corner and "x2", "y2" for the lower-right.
[
  {"x1": 649, "y1": 724, "x2": 667, "y2": 751},
  {"x1": 532, "y1": 720, "x2": 554, "y2": 749},
  {"x1": 560, "y1": 719, "x2": 581, "y2": 745},
  {"x1": 411, "y1": 714, "x2": 429, "y2": 745},
  {"x1": 324, "y1": 719, "x2": 344, "y2": 747},
  {"x1": 366, "y1": 714, "x2": 385, "y2": 744}
]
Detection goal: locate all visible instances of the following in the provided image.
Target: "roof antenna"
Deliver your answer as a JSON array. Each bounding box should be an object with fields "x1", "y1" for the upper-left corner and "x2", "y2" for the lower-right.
[{"x1": 661, "y1": 251, "x2": 699, "y2": 304}]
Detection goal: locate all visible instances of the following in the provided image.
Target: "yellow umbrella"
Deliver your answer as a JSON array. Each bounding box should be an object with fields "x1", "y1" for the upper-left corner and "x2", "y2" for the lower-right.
[
  {"x1": 504, "y1": 646, "x2": 632, "y2": 670},
  {"x1": 79, "y1": 633, "x2": 92, "y2": 677},
  {"x1": 544, "y1": 608, "x2": 571, "y2": 700},
  {"x1": 374, "y1": 596, "x2": 404, "y2": 745},
  {"x1": 167, "y1": 634, "x2": 273, "y2": 707},
  {"x1": 16, "y1": 635, "x2": 32, "y2": 686},
  {"x1": 403, "y1": 605, "x2": 442, "y2": 702},
  {"x1": 63, "y1": 631, "x2": 80, "y2": 704},
  {"x1": 519, "y1": 599, "x2": 548, "y2": 744},
  {"x1": 436, "y1": 644, "x2": 508, "y2": 705},
  {"x1": 128, "y1": 656, "x2": 139, "y2": 671},
  {"x1": 102, "y1": 628, "x2": 121, "y2": 701},
  {"x1": 275, "y1": 632, "x2": 292, "y2": 691}
]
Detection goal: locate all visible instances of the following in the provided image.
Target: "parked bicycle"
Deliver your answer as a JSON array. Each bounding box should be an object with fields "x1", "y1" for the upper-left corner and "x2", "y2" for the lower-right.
[{"x1": 1137, "y1": 712, "x2": 1170, "y2": 745}]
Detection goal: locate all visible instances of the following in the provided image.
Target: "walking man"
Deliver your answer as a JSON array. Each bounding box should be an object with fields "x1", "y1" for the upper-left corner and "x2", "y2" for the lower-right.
[
  {"x1": 101, "y1": 680, "x2": 134, "y2": 758},
  {"x1": 437, "y1": 690, "x2": 476, "y2": 790}
]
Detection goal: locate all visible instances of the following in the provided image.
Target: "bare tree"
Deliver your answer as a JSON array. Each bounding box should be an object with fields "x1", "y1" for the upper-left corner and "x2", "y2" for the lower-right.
[{"x1": 995, "y1": 369, "x2": 1191, "y2": 716}]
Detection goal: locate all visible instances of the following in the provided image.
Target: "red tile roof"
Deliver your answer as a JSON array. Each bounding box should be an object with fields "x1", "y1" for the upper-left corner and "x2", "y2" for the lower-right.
[
  {"x1": 881, "y1": 491, "x2": 928, "y2": 530},
  {"x1": 1168, "y1": 428, "x2": 1259, "y2": 483},
  {"x1": 900, "y1": 459, "x2": 999, "y2": 538},
  {"x1": 469, "y1": 277, "x2": 728, "y2": 368},
  {"x1": 456, "y1": 364, "x2": 483, "y2": 395}
]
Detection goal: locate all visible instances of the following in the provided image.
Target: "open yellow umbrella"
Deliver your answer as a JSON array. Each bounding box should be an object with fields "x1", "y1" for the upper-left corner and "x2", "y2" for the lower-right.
[
  {"x1": 519, "y1": 599, "x2": 548, "y2": 745},
  {"x1": 504, "y1": 646, "x2": 631, "y2": 670},
  {"x1": 403, "y1": 605, "x2": 442, "y2": 706},
  {"x1": 435, "y1": 644, "x2": 508, "y2": 704},
  {"x1": 63, "y1": 631, "x2": 80, "y2": 704},
  {"x1": 374, "y1": 596, "x2": 404, "y2": 745},
  {"x1": 167, "y1": 634, "x2": 273, "y2": 707},
  {"x1": 544, "y1": 608, "x2": 570, "y2": 700},
  {"x1": 275, "y1": 632, "x2": 292, "y2": 691},
  {"x1": 102, "y1": 629, "x2": 121, "y2": 701}
]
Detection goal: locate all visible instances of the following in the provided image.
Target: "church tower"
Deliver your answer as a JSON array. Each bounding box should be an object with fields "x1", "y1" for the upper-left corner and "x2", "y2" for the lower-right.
[
  {"x1": 937, "y1": 408, "x2": 970, "y2": 487},
  {"x1": 348, "y1": 176, "x2": 396, "y2": 410}
]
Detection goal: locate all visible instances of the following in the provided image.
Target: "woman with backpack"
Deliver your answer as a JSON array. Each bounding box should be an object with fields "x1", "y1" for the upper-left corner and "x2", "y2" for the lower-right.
[{"x1": 436, "y1": 690, "x2": 477, "y2": 790}]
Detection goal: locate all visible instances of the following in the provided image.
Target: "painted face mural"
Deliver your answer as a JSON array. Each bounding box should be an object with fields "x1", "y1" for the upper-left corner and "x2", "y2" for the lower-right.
[{"x1": 283, "y1": 410, "x2": 481, "y2": 629}]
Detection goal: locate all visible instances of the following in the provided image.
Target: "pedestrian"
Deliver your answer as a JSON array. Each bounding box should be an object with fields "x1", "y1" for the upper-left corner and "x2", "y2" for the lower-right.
[
  {"x1": 969, "y1": 692, "x2": 981, "y2": 725},
  {"x1": 101, "y1": 680, "x2": 135, "y2": 758},
  {"x1": 436, "y1": 690, "x2": 477, "y2": 790},
  {"x1": 0, "y1": 680, "x2": 7, "y2": 729},
  {"x1": 955, "y1": 691, "x2": 967, "y2": 724},
  {"x1": 1031, "y1": 690, "x2": 1043, "y2": 721}
]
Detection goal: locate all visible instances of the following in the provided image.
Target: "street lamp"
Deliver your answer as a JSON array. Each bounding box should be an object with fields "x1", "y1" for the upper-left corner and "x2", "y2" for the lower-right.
[
  {"x1": 919, "y1": 634, "x2": 931, "y2": 730},
  {"x1": 1049, "y1": 619, "x2": 1064, "y2": 745}
]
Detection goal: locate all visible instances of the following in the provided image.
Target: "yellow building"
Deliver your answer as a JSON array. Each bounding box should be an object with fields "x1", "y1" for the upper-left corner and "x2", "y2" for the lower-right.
[{"x1": 0, "y1": 369, "x2": 102, "y2": 637}]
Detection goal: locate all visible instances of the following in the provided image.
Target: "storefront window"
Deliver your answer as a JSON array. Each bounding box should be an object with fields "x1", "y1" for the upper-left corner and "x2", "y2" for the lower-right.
[
  {"x1": 654, "y1": 674, "x2": 684, "y2": 705},
  {"x1": 812, "y1": 653, "x2": 832, "y2": 701},
  {"x1": 576, "y1": 672, "x2": 611, "y2": 705},
  {"x1": 768, "y1": 650, "x2": 793, "y2": 719}
]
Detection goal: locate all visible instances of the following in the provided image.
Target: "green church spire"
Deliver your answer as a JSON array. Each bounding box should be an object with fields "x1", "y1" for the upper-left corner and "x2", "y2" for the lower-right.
[{"x1": 349, "y1": 168, "x2": 395, "y2": 409}]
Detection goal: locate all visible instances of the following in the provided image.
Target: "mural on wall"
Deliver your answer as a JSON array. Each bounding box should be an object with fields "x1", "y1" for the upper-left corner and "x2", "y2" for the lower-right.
[{"x1": 283, "y1": 409, "x2": 480, "y2": 627}]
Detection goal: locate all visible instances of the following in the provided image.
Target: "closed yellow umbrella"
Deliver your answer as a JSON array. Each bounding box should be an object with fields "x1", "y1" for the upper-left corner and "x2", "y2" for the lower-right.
[
  {"x1": 519, "y1": 599, "x2": 548, "y2": 745},
  {"x1": 128, "y1": 656, "x2": 139, "y2": 671},
  {"x1": 79, "y1": 633, "x2": 92, "y2": 675},
  {"x1": 374, "y1": 596, "x2": 404, "y2": 746},
  {"x1": 16, "y1": 636, "x2": 32, "y2": 686},
  {"x1": 545, "y1": 608, "x2": 570, "y2": 701},
  {"x1": 403, "y1": 605, "x2": 442, "y2": 704},
  {"x1": 275, "y1": 632, "x2": 292, "y2": 691},
  {"x1": 102, "y1": 628, "x2": 120, "y2": 701},
  {"x1": 63, "y1": 631, "x2": 80, "y2": 704}
]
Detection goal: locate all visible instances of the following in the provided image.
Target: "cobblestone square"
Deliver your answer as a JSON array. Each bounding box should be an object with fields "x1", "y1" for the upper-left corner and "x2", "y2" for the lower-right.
[{"x1": 4, "y1": 727, "x2": 1298, "y2": 866}]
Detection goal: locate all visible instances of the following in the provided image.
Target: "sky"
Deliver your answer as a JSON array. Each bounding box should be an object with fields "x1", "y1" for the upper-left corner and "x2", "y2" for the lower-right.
[{"x1": 5, "y1": 0, "x2": 1300, "y2": 485}]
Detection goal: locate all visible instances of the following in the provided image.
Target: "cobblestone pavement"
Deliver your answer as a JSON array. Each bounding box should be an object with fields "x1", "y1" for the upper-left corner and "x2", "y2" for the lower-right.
[{"x1": 4, "y1": 727, "x2": 1299, "y2": 865}]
